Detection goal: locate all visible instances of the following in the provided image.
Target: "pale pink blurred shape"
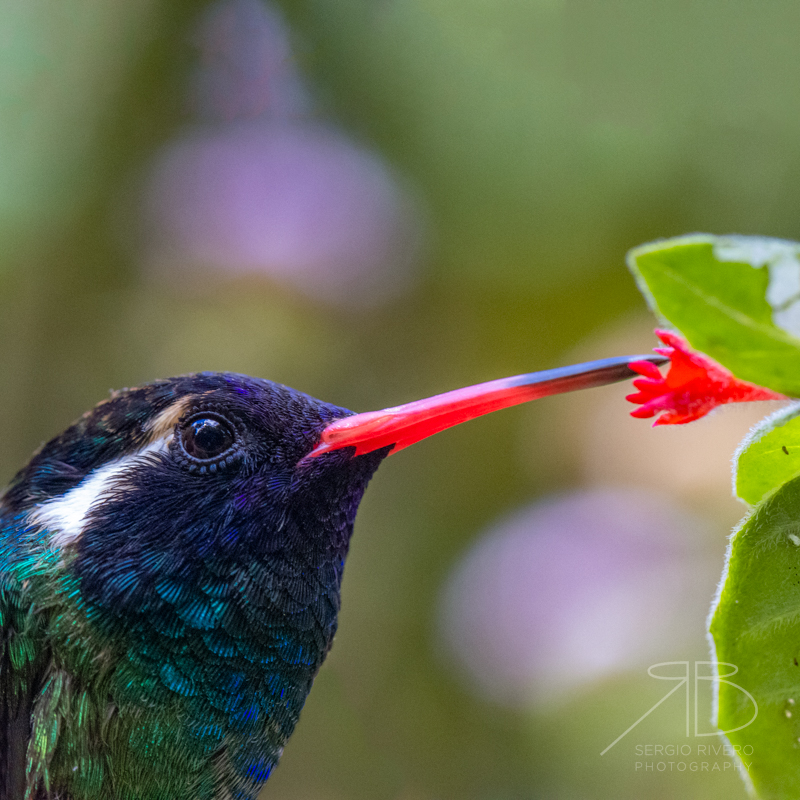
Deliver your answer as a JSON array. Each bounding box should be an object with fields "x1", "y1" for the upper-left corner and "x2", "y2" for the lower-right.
[
  {"x1": 438, "y1": 488, "x2": 718, "y2": 708},
  {"x1": 142, "y1": 121, "x2": 422, "y2": 306},
  {"x1": 139, "y1": 0, "x2": 423, "y2": 306}
]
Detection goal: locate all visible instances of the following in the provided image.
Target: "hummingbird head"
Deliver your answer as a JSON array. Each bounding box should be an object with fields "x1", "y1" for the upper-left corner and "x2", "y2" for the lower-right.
[
  {"x1": 2, "y1": 372, "x2": 389, "y2": 616},
  {"x1": 3, "y1": 355, "x2": 665, "y2": 616}
]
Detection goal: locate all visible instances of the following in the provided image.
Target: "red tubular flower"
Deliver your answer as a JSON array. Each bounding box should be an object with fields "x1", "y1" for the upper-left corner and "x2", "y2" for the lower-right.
[{"x1": 626, "y1": 329, "x2": 787, "y2": 425}]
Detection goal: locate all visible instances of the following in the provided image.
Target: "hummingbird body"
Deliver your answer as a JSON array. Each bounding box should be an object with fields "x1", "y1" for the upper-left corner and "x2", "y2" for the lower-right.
[
  {"x1": 0, "y1": 374, "x2": 385, "y2": 800},
  {"x1": 0, "y1": 356, "x2": 662, "y2": 799}
]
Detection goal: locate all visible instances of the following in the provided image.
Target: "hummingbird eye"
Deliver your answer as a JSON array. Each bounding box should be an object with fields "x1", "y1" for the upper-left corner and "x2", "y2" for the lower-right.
[{"x1": 176, "y1": 414, "x2": 239, "y2": 470}]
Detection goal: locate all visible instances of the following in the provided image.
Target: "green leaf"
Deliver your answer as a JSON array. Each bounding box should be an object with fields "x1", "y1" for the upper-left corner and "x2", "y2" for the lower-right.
[
  {"x1": 735, "y1": 404, "x2": 800, "y2": 506},
  {"x1": 630, "y1": 235, "x2": 800, "y2": 796},
  {"x1": 709, "y1": 476, "x2": 800, "y2": 800},
  {"x1": 627, "y1": 234, "x2": 800, "y2": 395}
]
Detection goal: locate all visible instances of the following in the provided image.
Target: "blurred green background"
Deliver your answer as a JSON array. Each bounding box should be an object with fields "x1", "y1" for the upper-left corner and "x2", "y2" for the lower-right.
[{"x1": 1, "y1": 1, "x2": 796, "y2": 797}]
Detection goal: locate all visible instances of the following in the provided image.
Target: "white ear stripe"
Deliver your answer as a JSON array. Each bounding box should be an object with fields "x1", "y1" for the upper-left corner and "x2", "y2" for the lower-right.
[{"x1": 30, "y1": 439, "x2": 170, "y2": 548}]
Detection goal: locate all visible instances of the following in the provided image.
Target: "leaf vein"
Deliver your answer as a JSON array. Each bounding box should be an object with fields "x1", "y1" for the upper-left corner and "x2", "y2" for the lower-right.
[{"x1": 650, "y1": 262, "x2": 798, "y2": 347}]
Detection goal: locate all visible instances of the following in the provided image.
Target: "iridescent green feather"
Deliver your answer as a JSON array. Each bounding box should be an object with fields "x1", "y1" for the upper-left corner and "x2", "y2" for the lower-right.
[
  {"x1": 26, "y1": 670, "x2": 70, "y2": 798},
  {"x1": 0, "y1": 567, "x2": 49, "y2": 800}
]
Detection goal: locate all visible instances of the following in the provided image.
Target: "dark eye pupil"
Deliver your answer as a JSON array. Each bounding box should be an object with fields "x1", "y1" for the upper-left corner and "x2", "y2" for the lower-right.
[{"x1": 182, "y1": 418, "x2": 234, "y2": 460}]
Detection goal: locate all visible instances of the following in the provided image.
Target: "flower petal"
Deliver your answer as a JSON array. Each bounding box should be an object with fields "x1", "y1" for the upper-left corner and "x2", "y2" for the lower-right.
[{"x1": 627, "y1": 329, "x2": 788, "y2": 425}]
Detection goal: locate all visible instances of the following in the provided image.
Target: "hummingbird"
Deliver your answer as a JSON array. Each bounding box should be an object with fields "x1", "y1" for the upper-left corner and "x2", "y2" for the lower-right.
[{"x1": 0, "y1": 354, "x2": 664, "y2": 800}]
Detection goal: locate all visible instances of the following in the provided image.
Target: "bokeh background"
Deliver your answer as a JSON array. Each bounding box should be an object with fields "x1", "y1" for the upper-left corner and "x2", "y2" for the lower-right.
[{"x1": 1, "y1": 1, "x2": 798, "y2": 797}]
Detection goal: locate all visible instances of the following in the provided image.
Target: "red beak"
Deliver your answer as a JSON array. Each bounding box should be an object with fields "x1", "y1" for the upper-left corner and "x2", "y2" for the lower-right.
[{"x1": 305, "y1": 354, "x2": 667, "y2": 460}]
